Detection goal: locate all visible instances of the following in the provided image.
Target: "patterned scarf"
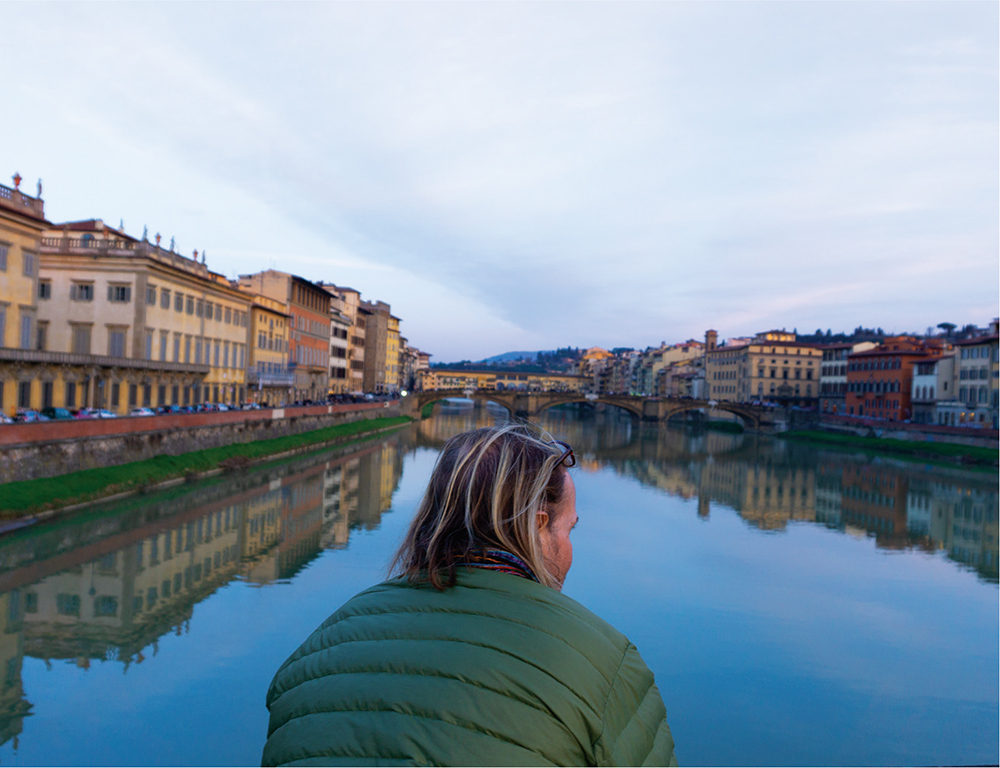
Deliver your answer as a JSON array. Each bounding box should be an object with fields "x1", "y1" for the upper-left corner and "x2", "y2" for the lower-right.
[{"x1": 458, "y1": 547, "x2": 540, "y2": 583}]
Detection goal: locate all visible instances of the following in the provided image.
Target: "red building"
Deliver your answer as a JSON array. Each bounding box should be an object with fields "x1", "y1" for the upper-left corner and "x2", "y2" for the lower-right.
[{"x1": 845, "y1": 337, "x2": 945, "y2": 421}]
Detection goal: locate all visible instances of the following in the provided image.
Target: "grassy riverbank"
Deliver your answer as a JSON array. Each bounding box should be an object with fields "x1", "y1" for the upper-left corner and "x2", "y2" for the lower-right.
[
  {"x1": 1, "y1": 415, "x2": 413, "y2": 517},
  {"x1": 781, "y1": 429, "x2": 998, "y2": 467}
]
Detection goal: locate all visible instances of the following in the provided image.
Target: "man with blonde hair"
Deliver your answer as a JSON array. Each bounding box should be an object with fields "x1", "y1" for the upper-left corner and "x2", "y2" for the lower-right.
[{"x1": 262, "y1": 424, "x2": 677, "y2": 766}]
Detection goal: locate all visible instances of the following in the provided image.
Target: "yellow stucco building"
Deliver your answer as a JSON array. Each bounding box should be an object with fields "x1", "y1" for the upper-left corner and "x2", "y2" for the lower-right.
[
  {"x1": 704, "y1": 329, "x2": 821, "y2": 408},
  {"x1": 246, "y1": 294, "x2": 293, "y2": 406},
  {"x1": 0, "y1": 178, "x2": 47, "y2": 416},
  {"x1": 24, "y1": 219, "x2": 251, "y2": 413}
]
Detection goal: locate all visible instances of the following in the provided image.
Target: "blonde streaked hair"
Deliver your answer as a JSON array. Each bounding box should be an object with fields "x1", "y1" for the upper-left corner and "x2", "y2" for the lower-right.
[{"x1": 390, "y1": 424, "x2": 571, "y2": 590}]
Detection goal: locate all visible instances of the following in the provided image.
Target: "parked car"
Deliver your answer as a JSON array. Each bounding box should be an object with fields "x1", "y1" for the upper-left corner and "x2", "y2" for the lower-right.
[
  {"x1": 0, "y1": 413, "x2": 13, "y2": 425},
  {"x1": 14, "y1": 410, "x2": 49, "y2": 422},
  {"x1": 76, "y1": 408, "x2": 117, "y2": 419},
  {"x1": 40, "y1": 407, "x2": 74, "y2": 420},
  {"x1": 129, "y1": 407, "x2": 155, "y2": 417},
  {"x1": 156, "y1": 405, "x2": 181, "y2": 415}
]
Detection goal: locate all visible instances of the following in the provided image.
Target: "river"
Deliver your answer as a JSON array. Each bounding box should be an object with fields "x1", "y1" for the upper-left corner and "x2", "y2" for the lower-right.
[{"x1": 0, "y1": 403, "x2": 995, "y2": 766}]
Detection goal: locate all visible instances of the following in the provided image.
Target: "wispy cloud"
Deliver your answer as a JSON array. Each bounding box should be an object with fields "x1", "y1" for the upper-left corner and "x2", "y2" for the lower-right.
[{"x1": 4, "y1": 2, "x2": 997, "y2": 360}]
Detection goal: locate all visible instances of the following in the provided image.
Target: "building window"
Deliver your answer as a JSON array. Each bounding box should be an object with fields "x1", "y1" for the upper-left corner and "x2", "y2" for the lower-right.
[
  {"x1": 56, "y1": 594, "x2": 81, "y2": 617},
  {"x1": 108, "y1": 284, "x2": 132, "y2": 303},
  {"x1": 195, "y1": 337, "x2": 203, "y2": 365},
  {"x1": 175, "y1": 293, "x2": 184, "y2": 312},
  {"x1": 72, "y1": 325, "x2": 92, "y2": 354},
  {"x1": 223, "y1": 342, "x2": 230, "y2": 368},
  {"x1": 225, "y1": 307, "x2": 232, "y2": 324},
  {"x1": 22, "y1": 250, "x2": 36, "y2": 277},
  {"x1": 215, "y1": 305, "x2": 222, "y2": 321},
  {"x1": 18, "y1": 381, "x2": 31, "y2": 408},
  {"x1": 111, "y1": 382, "x2": 120, "y2": 407},
  {"x1": 147, "y1": 285, "x2": 157, "y2": 305},
  {"x1": 93, "y1": 596, "x2": 118, "y2": 618},
  {"x1": 38, "y1": 281, "x2": 51, "y2": 300},
  {"x1": 214, "y1": 340, "x2": 220, "y2": 367},
  {"x1": 196, "y1": 299, "x2": 204, "y2": 317},
  {"x1": 161, "y1": 289, "x2": 171, "y2": 309},
  {"x1": 206, "y1": 301, "x2": 214, "y2": 319},
  {"x1": 65, "y1": 381, "x2": 76, "y2": 408},
  {"x1": 108, "y1": 329, "x2": 127, "y2": 357},
  {"x1": 36, "y1": 321, "x2": 48, "y2": 351},
  {"x1": 129, "y1": 383, "x2": 138, "y2": 407},
  {"x1": 186, "y1": 296, "x2": 195, "y2": 315},
  {"x1": 70, "y1": 283, "x2": 94, "y2": 301},
  {"x1": 145, "y1": 330, "x2": 154, "y2": 359},
  {"x1": 19, "y1": 314, "x2": 32, "y2": 349},
  {"x1": 159, "y1": 330, "x2": 168, "y2": 361},
  {"x1": 0, "y1": 243, "x2": 7, "y2": 271},
  {"x1": 173, "y1": 333, "x2": 181, "y2": 361},
  {"x1": 184, "y1": 335, "x2": 192, "y2": 363}
]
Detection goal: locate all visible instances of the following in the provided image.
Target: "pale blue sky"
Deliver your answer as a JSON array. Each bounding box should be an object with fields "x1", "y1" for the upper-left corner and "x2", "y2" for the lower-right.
[{"x1": 4, "y1": 2, "x2": 997, "y2": 361}]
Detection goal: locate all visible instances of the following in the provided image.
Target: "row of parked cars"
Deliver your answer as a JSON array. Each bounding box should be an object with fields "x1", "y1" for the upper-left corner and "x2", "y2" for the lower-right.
[
  {"x1": 0, "y1": 402, "x2": 259, "y2": 423},
  {"x1": 2, "y1": 395, "x2": 397, "y2": 424}
]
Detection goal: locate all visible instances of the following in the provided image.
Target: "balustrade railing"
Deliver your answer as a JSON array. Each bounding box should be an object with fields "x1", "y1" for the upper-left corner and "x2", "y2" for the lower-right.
[
  {"x1": 0, "y1": 345, "x2": 210, "y2": 373},
  {"x1": 247, "y1": 366, "x2": 295, "y2": 386},
  {"x1": 0, "y1": 183, "x2": 44, "y2": 217}
]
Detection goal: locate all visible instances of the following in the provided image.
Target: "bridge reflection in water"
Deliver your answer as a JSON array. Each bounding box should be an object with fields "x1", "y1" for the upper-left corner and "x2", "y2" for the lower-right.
[{"x1": 0, "y1": 407, "x2": 994, "y2": 763}]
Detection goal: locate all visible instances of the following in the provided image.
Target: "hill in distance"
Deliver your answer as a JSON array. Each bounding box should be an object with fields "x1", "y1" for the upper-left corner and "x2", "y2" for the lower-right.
[{"x1": 476, "y1": 351, "x2": 539, "y2": 364}]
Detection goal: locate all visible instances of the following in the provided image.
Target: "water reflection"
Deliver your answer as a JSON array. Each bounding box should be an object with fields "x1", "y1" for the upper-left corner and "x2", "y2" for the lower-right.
[
  {"x1": 422, "y1": 403, "x2": 999, "y2": 581},
  {"x1": 0, "y1": 407, "x2": 995, "y2": 762},
  {"x1": 0, "y1": 434, "x2": 406, "y2": 748}
]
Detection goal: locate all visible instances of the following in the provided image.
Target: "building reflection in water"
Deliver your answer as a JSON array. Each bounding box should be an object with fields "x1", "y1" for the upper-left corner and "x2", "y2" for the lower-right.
[
  {"x1": 0, "y1": 406, "x2": 995, "y2": 754},
  {"x1": 416, "y1": 400, "x2": 998, "y2": 584},
  {"x1": 0, "y1": 434, "x2": 406, "y2": 748}
]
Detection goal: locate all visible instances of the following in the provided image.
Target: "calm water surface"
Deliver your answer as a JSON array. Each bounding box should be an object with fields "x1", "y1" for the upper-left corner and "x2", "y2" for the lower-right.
[{"x1": 0, "y1": 405, "x2": 995, "y2": 766}]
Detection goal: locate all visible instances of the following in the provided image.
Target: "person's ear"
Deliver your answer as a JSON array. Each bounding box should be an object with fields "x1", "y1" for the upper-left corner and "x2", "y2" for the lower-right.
[{"x1": 535, "y1": 509, "x2": 550, "y2": 531}]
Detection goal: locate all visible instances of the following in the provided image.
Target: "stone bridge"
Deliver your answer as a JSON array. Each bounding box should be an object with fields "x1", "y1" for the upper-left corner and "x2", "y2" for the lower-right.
[{"x1": 403, "y1": 389, "x2": 780, "y2": 431}]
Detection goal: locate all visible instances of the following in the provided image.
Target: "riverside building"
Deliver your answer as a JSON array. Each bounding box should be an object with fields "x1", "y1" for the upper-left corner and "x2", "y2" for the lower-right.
[
  {"x1": 38, "y1": 221, "x2": 251, "y2": 411},
  {"x1": 247, "y1": 294, "x2": 293, "y2": 406},
  {"x1": 845, "y1": 337, "x2": 945, "y2": 421},
  {"x1": 0, "y1": 176, "x2": 46, "y2": 416},
  {"x1": 819, "y1": 341, "x2": 878, "y2": 415},
  {"x1": 239, "y1": 271, "x2": 331, "y2": 402},
  {"x1": 4, "y1": 202, "x2": 251, "y2": 415},
  {"x1": 704, "y1": 329, "x2": 821, "y2": 408}
]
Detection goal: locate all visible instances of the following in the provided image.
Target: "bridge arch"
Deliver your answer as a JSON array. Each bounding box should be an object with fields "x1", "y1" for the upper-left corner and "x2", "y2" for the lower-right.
[
  {"x1": 410, "y1": 390, "x2": 516, "y2": 417},
  {"x1": 533, "y1": 395, "x2": 644, "y2": 420},
  {"x1": 662, "y1": 401, "x2": 760, "y2": 430}
]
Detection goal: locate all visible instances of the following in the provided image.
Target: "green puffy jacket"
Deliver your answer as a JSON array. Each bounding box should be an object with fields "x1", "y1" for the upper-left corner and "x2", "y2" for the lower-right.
[{"x1": 263, "y1": 567, "x2": 677, "y2": 767}]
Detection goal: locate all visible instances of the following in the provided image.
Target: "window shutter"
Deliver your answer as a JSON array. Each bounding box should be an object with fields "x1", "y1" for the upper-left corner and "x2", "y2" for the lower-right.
[
  {"x1": 108, "y1": 285, "x2": 114, "y2": 301},
  {"x1": 70, "y1": 284, "x2": 77, "y2": 300},
  {"x1": 125, "y1": 286, "x2": 131, "y2": 302}
]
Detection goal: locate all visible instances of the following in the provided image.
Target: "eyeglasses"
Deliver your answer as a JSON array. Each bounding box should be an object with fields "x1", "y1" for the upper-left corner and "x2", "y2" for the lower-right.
[{"x1": 549, "y1": 440, "x2": 576, "y2": 468}]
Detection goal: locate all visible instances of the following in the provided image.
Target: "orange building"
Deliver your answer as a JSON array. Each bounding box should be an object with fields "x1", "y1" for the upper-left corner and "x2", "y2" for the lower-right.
[{"x1": 845, "y1": 337, "x2": 945, "y2": 421}]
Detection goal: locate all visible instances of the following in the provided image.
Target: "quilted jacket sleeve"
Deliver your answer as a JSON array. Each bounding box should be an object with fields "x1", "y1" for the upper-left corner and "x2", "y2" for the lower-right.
[{"x1": 593, "y1": 643, "x2": 677, "y2": 767}]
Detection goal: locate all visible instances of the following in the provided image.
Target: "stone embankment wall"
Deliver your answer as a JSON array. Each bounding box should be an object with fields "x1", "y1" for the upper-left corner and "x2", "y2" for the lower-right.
[
  {"x1": 816, "y1": 414, "x2": 998, "y2": 449},
  {"x1": 0, "y1": 402, "x2": 401, "y2": 483}
]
